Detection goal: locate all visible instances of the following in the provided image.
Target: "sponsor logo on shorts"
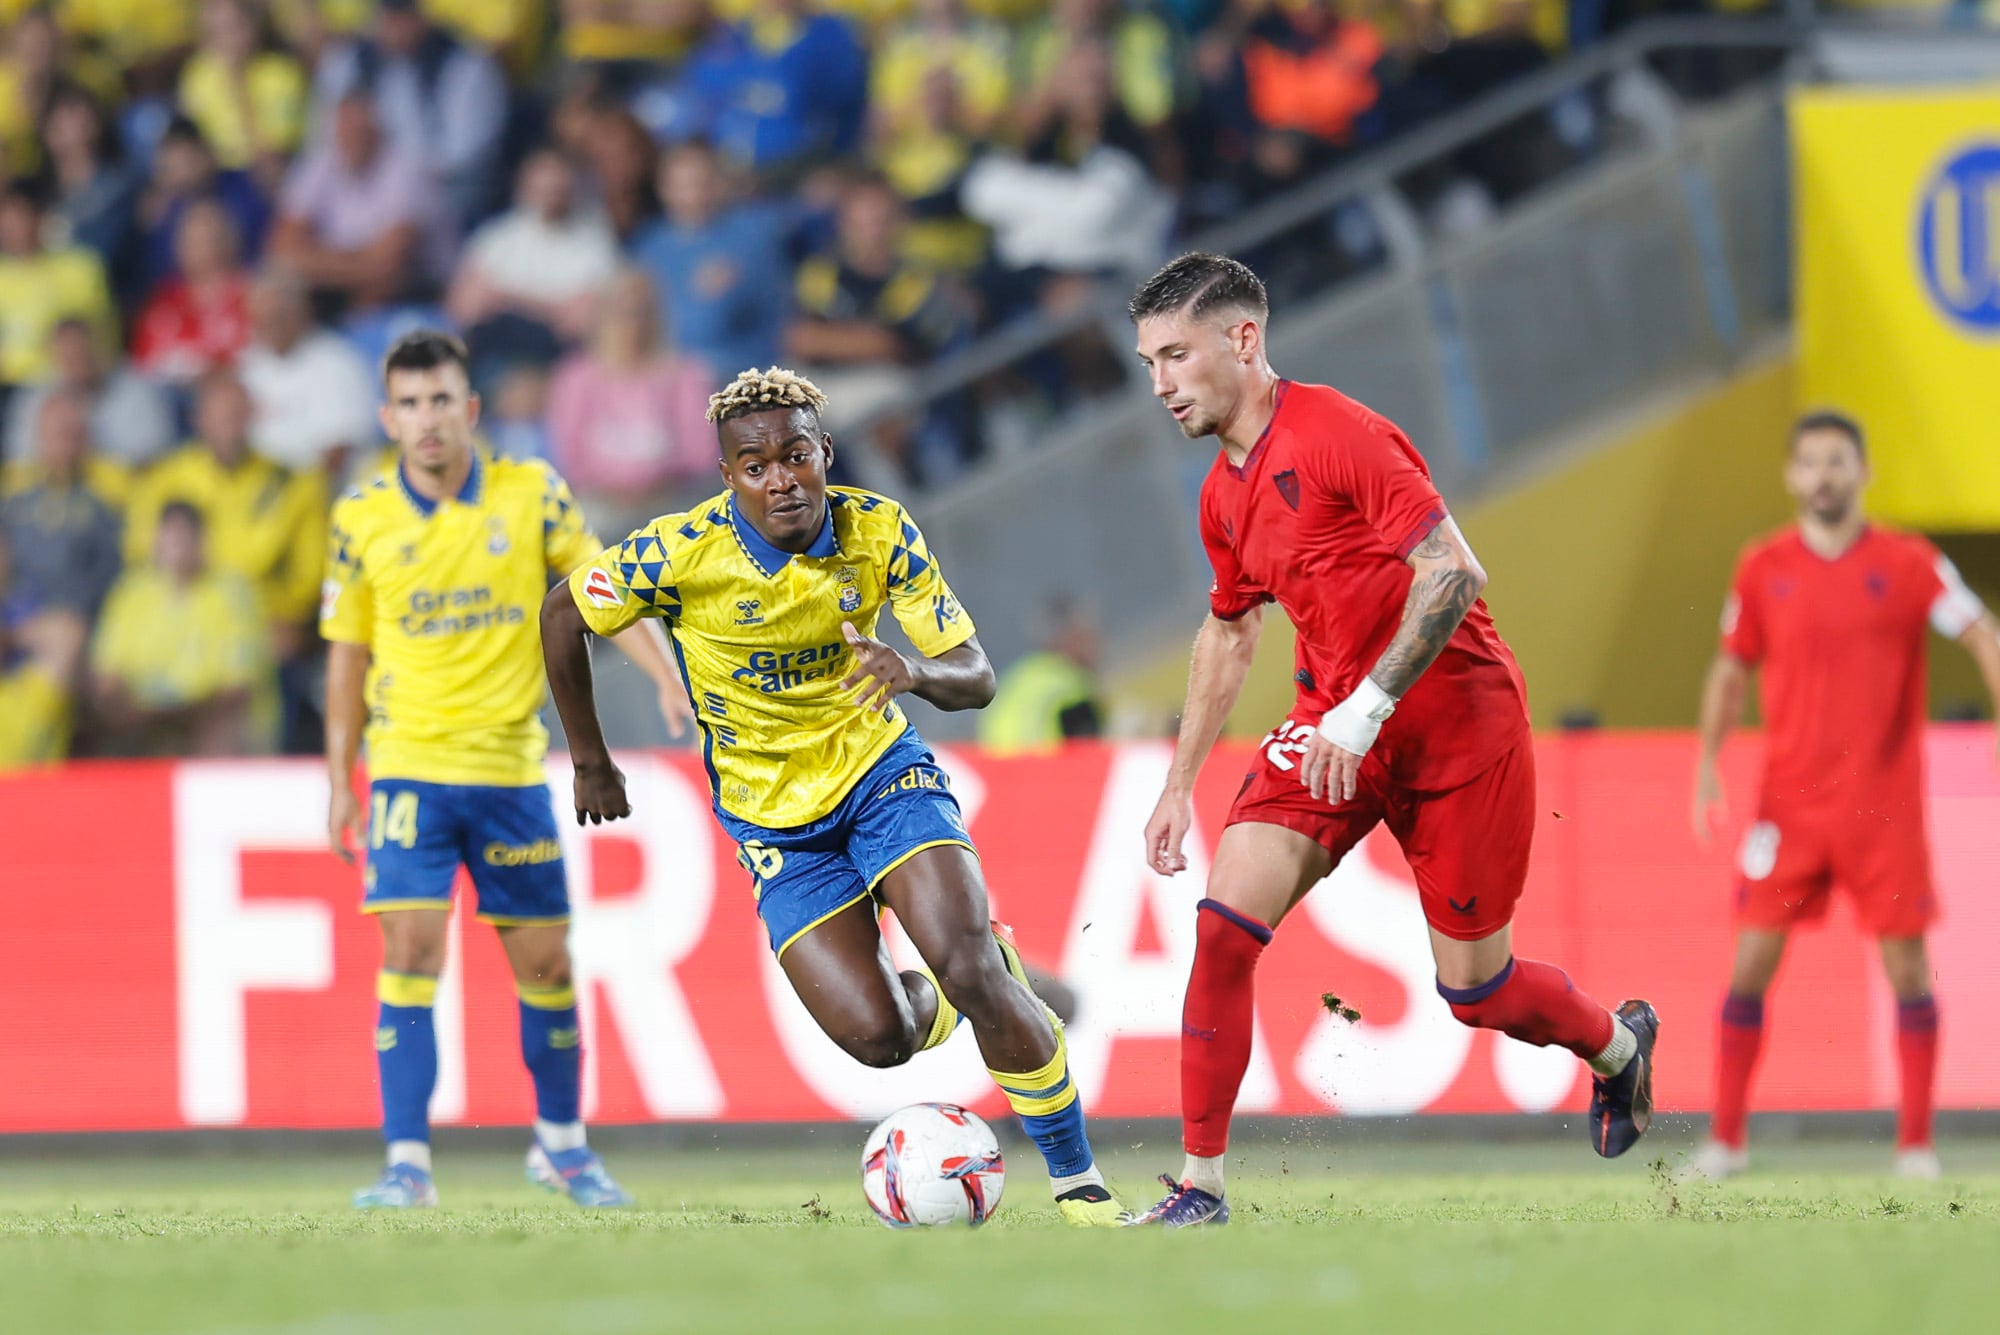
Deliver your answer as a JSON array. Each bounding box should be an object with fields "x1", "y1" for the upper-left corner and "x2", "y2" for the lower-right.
[
  {"x1": 1448, "y1": 896, "x2": 1479, "y2": 916},
  {"x1": 483, "y1": 838, "x2": 564, "y2": 867}
]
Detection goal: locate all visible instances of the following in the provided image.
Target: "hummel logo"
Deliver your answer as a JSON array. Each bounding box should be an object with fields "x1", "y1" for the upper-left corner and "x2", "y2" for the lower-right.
[{"x1": 735, "y1": 598, "x2": 764, "y2": 625}]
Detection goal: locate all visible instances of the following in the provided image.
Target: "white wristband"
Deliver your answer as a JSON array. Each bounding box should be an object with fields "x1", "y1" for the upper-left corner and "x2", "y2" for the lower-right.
[{"x1": 1316, "y1": 678, "x2": 1398, "y2": 757}]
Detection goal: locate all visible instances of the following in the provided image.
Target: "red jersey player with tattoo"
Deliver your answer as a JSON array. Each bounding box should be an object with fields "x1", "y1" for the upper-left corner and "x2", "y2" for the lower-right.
[{"x1": 1123, "y1": 254, "x2": 1657, "y2": 1227}]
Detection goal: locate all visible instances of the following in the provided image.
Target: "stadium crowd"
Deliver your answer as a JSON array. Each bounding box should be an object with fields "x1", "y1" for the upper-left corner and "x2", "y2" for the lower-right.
[{"x1": 0, "y1": 0, "x2": 1727, "y2": 772}]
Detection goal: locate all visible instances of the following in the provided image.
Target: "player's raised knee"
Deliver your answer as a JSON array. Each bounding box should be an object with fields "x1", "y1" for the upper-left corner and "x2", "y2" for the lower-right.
[
  {"x1": 930, "y1": 934, "x2": 1015, "y2": 1019},
  {"x1": 839, "y1": 1013, "x2": 921, "y2": 1069}
]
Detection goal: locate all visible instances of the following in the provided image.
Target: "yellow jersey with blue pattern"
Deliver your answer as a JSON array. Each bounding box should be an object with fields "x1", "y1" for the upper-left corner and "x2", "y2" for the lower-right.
[
  {"x1": 321, "y1": 451, "x2": 600, "y2": 787},
  {"x1": 567, "y1": 487, "x2": 974, "y2": 828}
]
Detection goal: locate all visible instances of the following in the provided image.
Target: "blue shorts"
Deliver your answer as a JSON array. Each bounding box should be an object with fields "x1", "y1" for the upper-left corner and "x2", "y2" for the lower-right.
[
  {"x1": 361, "y1": 778, "x2": 570, "y2": 924},
  {"x1": 719, "y1": 730, "x2": 974, "y2": 958}
]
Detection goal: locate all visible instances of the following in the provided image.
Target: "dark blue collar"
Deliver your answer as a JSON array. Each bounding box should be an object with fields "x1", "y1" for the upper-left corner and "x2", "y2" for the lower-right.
[
  {"x1": 398, "y1": 451, "x2": 484, "y2": 517},
  {"x1": 727, "y1": 495, "x2": 838, "y2": 577}
]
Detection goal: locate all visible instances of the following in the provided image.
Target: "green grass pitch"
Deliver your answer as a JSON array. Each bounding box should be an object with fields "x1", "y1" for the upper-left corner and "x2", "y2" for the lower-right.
[{"x1": 7, "y1": 1135, "x2": 1999, "y2": 1334}]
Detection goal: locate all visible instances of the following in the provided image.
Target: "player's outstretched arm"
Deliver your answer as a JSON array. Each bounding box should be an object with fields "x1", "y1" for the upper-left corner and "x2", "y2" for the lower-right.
[
  {"x1": 540, "y1": 585, "x2": 631, "y2": 825},
  {"x1": 1148, "y1": 609, "x2": 1264, "y2": 875},
  {"x1": 325, "y1": 641, "x2": 371, "y2": 863},
  {"x1": 1693, "y1": 652, "x2": 1751, "y2": 844},
  {"x1": 1301, "y1": 517, "x2": 1486, "y2": 803},
  {"x1": 1953, "y1": 614, "x2": 2000, "y2": 762},
  {"x1": 840, "y1": 621, "x2": 996, "y2": 712}
]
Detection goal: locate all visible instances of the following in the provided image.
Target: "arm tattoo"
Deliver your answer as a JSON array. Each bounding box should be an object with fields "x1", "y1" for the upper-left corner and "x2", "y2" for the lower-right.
[
  {"x1": 1369, "y1": 565, "x2": 1481, "y2": 698},
  {"x1": 1409, "y1": 530, "x2": 1453, "y2": 560}
]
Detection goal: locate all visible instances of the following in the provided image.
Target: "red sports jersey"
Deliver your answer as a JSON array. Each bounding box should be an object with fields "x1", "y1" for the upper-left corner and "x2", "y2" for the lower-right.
[
  {"x1": 1199, "y1": 380, "x2": 1527, "y2": 791},
  {"x1": 1722, "y1": 524, "x2": 1980, "y2": 812}
]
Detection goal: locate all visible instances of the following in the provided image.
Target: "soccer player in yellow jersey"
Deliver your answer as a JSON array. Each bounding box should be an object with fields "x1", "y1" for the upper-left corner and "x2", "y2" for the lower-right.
[
  {"x1": 542, "y1": 368, "x2": 1124, "y2": 1226},
  {"x1": 322, "y1": 332, "x2": 689, "y2": 1210}
]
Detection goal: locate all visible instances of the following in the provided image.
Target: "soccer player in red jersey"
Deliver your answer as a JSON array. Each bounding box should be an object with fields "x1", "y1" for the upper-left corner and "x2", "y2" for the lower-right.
[
  {"x1": 1688, "y1": 411, "x2": 2000, "y2": 1182},
  {"x1": 1122, "y1": 253, "x2": 1658, "y2": 1227}
]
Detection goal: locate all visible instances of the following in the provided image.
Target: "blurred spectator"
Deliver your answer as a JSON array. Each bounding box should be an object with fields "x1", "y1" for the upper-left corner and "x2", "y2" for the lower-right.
[
  {"x1": 426, "y1": 0, "x2": 554, "y2": 80},
  {"x1": 484, "y1": 363, "x2": 551, "y2": 462},
  {"x1": 131, "y1": 198, "x2": 253, "y2": 384},
  {"x1": 0, "y1": 184, "x2": 116, "y2": 391},
  {"x1": 312, "y1": 0, "x2": 509, "y2": 223},
  {"x1": 786, "y1": 174, "x2": 969, "y2": 420},
  {"x1": 962, "y1": 42, "x2": 1174, "y2": 289},
  {"x1": 177, "y1": 0, "x2": 310, "y2": 186},
  {"x1": 977, "y1": 594, "x2": 1104, "y2": 755},
  {"x1": 6, "y1": 318, "x2": 174, "y2": 468},
  {"x1": 0, "y1": 388, "x2": 123, "y2": 617},
  {"x1": 137, "y1": 117, "x2": 271, "y2": 294},
  {"x1": 237, "y1": 267, "x2": 377, "y2": 474},
  {"x1": 561, "y1": 0, "x2": 706, "y2": 83},
  {"x1": 787, "y1": 173, "x2": 974, "y2": 485},
  {"x1": 1236, "y1": 0, "x2": 1385, "y2": 163},
  {"x1": 679, "y1": 0, "x2": 869, "y2": 181},
  {"x1": 446, "y1": 147, "x2": 620, "y2": 381},
  {"x1": 90, "y1": 500, "x2": 271, "y2": 757},
  {"x1": 547, "y1": 267, "x2": 714, "y2": 525},
  {"x1": 122, "y1": 371, "x2": 326, "y2": 647},
  {"x1": 41, "y1": 82, "x2": 142, "y2": 290},
  {"x1": 629, "y1": 138, "x2": 790, "y2": 380},
  {"x1": 59, "y1": 0, "x2": 198, "y2": 91},
  {"x1": 0, "y1": 528, "x2": 87, "y2": 770},
  {"x1": 866, "y1": 0, "x2": 1010, "y2": 275},
  {"x1": 271, "y1": 0, "x2": 376, "y2": 65},
  {"x1": 1017, "y1": 0, "x2": 1182, "y2": 176},
  {"x1": 576, "y1": 104, "x2": 660, "y2": 244},
  {"x1": 271, "y1": 92, "x2": 452, "y2": 311}
]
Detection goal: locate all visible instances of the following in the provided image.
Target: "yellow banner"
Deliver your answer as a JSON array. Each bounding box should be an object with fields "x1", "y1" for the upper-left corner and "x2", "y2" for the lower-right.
[{"x1": 1793, "y1": 87, "x2": 2000, "y2": 530}]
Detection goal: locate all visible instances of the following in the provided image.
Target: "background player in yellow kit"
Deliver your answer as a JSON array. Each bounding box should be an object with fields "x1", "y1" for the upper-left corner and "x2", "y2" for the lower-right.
[
  {"x1": 540, "y1": 367, "x2": 1123, "y2": 1226},
  {"x1": 322, "y1": 331, "x2": 690, "y2": 1209}
]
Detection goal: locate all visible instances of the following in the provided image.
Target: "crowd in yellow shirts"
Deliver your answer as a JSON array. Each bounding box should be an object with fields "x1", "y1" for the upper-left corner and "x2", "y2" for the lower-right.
[{"x1": 0, "y1": 0, "x2": 1730, "y2": 772}]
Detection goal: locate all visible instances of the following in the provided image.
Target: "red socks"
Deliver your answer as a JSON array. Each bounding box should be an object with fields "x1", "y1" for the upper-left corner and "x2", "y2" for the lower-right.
[
  {"x1": 1712, "y1": 993, "x2": 1764, "y2": 1149},
  {"x1": 1180, "y1": 899, "x2": 1270, "y2": 1158},
  {"x1": 1436, "y1": 957, "x2": 1615, "y2": 1059},
  {"x1": 1897, "y1": 996, "x2": 1938, "y2": 1150}
]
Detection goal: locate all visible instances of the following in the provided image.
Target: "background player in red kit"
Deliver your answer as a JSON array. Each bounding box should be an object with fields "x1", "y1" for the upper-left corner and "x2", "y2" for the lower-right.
[
  {"x1": 1689, "y1": 411, "x2": 2000, "y2": 1182},
  {"x1": 1123, "y1": 253, "x2": 1658, "y2": 1228}
]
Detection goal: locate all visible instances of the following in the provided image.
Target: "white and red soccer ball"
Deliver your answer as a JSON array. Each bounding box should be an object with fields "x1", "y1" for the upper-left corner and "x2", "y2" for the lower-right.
[{"x1": 860, "y1": 1103, "x2": 1006, "y2": 1228}]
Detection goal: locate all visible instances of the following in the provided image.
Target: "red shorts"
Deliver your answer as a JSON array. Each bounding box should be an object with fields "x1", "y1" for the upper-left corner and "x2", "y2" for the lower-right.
[
  {"x1": 1226, "y1": 717, "x2": 1532, "y2": 940},
  {"x1": 1734, "y1": 800, "x2": 1936, "y2": 938}
]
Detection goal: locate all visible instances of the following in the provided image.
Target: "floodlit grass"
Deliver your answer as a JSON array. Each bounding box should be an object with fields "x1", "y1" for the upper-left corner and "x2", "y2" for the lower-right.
[{"x1": 5, "y1": 1137, "x2": 1998, "y2": 1333}]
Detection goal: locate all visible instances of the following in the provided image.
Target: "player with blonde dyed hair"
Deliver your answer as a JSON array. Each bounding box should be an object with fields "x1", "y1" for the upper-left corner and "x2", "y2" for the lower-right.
[{"x1": 542, "y1": 367, "x2": 1124, "y2": 1225}]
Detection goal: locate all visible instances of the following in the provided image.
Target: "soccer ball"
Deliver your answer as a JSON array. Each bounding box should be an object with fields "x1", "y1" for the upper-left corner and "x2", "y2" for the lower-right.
[{"x1": 860, "y1": 1102, "x2": 1006, "y2": 1228}]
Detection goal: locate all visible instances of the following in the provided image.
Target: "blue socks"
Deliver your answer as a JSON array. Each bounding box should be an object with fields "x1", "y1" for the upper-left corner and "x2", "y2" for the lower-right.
[{"x1": 375, "y1": 971, "x2": 439, "y2": 1150}]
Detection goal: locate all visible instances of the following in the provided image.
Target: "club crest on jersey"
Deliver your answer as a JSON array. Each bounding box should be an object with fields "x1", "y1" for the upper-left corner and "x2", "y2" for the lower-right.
[
  {"x1": 837, "y1": 565, "x2": 862, "y2": 614},
  {"x1": 1273, "y1": 468, "x2": 1300, "y2": 510},
  {"x1": 486, "y1": 516, "x2": 510, "y2": 556},
  {"x1": 735, "y1": 598, "x2": 764, "y2": 625},
  {"x1": 399, "y1": 543, "x2": 420, "y2": 566},
  {"x1": 582, "y1": 567, "x2": 620, "y2": 608}
]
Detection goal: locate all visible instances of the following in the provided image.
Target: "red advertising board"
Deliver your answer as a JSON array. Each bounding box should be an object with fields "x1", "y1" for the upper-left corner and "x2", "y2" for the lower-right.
[{"x1": 5, "y1": 729, "x2": 1998, "y2": 1133}]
